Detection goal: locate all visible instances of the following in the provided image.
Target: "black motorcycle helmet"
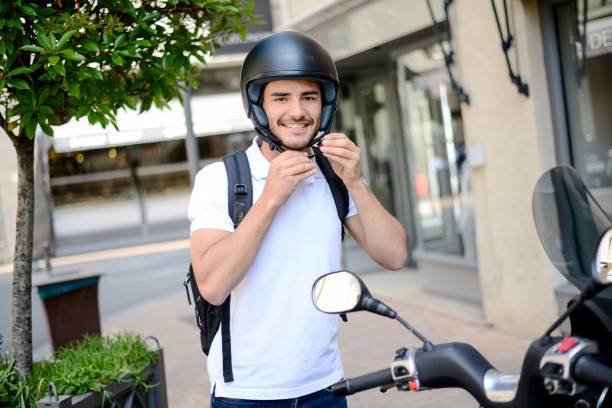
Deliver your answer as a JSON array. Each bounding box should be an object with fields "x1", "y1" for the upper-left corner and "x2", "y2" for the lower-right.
[{"x1": 240, "y1": 31, "x2": 339, "y2": 151}]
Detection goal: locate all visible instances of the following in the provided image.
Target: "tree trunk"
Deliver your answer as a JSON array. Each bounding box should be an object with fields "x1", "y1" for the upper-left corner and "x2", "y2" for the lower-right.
[{"x1": 11, "y1": 135, "x2": 34, "y2": 375}]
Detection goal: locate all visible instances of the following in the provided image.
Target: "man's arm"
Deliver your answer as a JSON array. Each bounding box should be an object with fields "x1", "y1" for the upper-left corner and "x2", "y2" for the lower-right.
[
  {"x1": 320, "y1": 133, "x2": 408, "y2": 270},
  {"x1": 190, "y1": 151, "x2": 316, "y2": 305}
]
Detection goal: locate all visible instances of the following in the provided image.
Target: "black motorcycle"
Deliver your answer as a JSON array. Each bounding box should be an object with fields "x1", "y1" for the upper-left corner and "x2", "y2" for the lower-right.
[{"x1": 312, "y1": 166, "x2": 612, "y2": 408}]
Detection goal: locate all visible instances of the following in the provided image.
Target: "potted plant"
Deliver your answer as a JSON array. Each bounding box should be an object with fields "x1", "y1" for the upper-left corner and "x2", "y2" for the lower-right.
[{"x1": 0, "y1": 332, "x2": 167, "y2": 408}]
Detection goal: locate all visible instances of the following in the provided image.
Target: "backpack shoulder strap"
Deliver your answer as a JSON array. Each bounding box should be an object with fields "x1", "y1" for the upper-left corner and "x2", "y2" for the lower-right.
[
  {"x1": 314, "y1": 147, "x2": 349, "y2": 239},
  {"x1": 223, "y1": 150, "x2": 253, "y2": 227},
  {"x1": 215, "y1": 150, "x2": 252, "y2": 383}
]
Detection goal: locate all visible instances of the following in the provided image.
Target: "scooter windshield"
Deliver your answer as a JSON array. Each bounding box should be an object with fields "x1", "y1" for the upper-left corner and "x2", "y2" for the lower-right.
[{"x1": 532, "y1": 166, "x2": 612, "y2": 290}]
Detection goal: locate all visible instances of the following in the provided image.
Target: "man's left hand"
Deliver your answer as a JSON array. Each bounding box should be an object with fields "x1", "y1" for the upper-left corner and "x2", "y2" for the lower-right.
[{"x1": 319, "y1": 133, "x2": 362, "y2": 188}]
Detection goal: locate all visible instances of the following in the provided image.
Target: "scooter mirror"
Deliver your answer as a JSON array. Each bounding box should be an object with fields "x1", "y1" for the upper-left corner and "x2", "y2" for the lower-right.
[
  {"x1": 594, "y1": 227, "x2": 612, "y2": 285},
  {"x1": 312, "y1": 271, "x2": 363, "y2": 313}
]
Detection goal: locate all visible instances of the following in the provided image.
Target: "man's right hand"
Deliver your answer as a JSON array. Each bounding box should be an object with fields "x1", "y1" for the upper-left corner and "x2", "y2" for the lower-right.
[{"x1": 262, "y1": 151, "x2": 316, "y2": 209}]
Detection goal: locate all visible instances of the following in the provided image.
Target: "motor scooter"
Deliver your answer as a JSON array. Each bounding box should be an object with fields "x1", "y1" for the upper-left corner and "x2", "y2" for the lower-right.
[{"x1": 312, "y1": 166, "x2": 612, "y2": 408}]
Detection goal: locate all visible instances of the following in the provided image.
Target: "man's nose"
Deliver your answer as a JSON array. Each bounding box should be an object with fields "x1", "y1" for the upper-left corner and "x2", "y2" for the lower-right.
[{"x1": 287, "y1": 99, "x2": 305, "y2": 118}]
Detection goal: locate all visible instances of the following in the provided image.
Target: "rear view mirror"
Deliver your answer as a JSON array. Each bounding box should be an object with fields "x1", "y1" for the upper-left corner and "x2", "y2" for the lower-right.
[
  {"x1": 595, "y1": 228, "x2": 612, "y2": 285},
  {"x1": 312, "y1": 271, "x2": 362, "y2": 313}
]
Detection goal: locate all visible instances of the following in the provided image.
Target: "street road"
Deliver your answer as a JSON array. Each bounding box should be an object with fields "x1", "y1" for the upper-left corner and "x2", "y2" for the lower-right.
[{"x1": 0, "y1": 245, "x2": 189, "y2": 359}]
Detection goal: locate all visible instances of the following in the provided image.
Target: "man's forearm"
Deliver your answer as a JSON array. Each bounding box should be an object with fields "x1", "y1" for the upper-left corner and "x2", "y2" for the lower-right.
[
  {"x1": 348, "y1": 180, "x2": 407, "y2": 270},
  {"x1": 192, "y1": 197, "x2": 279, "y2": 305}
]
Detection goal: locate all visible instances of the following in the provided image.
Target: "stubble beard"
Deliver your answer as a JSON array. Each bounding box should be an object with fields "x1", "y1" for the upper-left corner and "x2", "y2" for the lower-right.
[{"x1": 271, "y1": 119, "x2": 320, "y2": 151}]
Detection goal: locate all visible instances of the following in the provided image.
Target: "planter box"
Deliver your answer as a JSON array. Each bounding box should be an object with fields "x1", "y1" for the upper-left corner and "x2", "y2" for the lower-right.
[{"x1": 36, "y1": 348, "x2": 167, "y2": 408}]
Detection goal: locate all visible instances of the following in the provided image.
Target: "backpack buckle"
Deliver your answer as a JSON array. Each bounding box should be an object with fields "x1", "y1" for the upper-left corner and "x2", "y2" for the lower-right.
[{"x1": 234, "y1": 184, "x2": 248, "y2": 195}]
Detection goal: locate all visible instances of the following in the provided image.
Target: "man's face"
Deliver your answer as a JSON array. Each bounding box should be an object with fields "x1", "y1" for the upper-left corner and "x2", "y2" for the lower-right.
[{"x1": 261, "y1": 79, "x2": 322, "y2": 151}]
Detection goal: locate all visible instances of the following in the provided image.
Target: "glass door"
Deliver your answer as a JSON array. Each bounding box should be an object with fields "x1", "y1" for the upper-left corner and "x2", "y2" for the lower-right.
[
  {"x1": 397, "y1": 45, "x2": 473, "y2": 259},
  {"x1": 354, "y1": 77, "x2": 397, "y2": 216}
]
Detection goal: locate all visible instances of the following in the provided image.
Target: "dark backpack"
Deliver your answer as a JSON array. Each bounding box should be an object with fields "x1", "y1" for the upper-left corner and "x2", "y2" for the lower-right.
[{"x1": 184, "y1": 147, "x2": 348, "y2": 383}]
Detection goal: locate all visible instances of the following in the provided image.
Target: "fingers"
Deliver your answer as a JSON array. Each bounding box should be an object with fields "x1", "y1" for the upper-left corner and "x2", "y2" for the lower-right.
[
  {"x1": 319, "y1": 145, "x2": 356, "y2": 159},
  {"x1": 322, "y1": 151, "x2": 352, "y2": 168},
  {"x1": 271, "y1": 151, "x2": 315, "y2": 177},
  {"x1": 294, "y1": 167, "x2": 317, "y2": 182},
  {"x1": 320, "y1": 134, "x2": 359, "y2": 155},
  {"x1": 285, "y1": 161, "x2": 316, "y2": 176}
]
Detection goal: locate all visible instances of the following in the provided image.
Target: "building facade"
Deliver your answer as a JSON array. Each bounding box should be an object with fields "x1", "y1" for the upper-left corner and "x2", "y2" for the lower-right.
[
  {"x1": 1, "y1": 0, "x2": 610, "y2": 336},
  {"x1": 273, "y1": 0, "x2": 612, "y2": 336}
]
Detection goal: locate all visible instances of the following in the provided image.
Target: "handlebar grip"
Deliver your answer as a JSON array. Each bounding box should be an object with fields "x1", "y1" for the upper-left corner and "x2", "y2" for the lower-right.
[
  {"x1": 331, "y1": 368, "x2": 394, "y2": 396},
  {"x1": 574, "y1": 355, "x2": 612, "y2": 387}
]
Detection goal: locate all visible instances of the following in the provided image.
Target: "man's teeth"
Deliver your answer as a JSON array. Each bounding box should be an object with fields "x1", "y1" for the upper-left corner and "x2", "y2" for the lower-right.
[{"x1": 283, "y1": 123, "x2": 307, "y2": 128}]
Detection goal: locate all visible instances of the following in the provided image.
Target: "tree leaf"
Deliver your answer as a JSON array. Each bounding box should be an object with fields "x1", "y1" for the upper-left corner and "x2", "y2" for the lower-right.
[
  {"x1": 39, "y1": 120, "x2": 54, "y2": 136},
  {"x1": 48, "y1": 56, "x2": 60, "y2": 65},
  {"x1": 20, "y1": 44, "x2": 44, "y2": 53},
  {"x1": 81, "y1": 40, "x2": 100, "y2": 53},
  {"x1": 5, "y1": 67, "x2": 33, "y2": 77},
  {"x1": 142, "y1": 12, "x2": 161, "y2": 22},
  {"x1": 89, "y1": 68, "x2": 103, "y2": 80},
  {"x1": 38, "y1": 87, "x2": 50, "y2": 105},
  {"x1": 36, "y1": 33, "x2": 53, "y2": 50},
  {"x1": 114, "y1": 34, "x2": 126, "y2": 50},
  {"x1": 49, "y1": 32, "x2": 57, "y2": 51},
  {"x1": 56, "y1": 30, "x2": 77, "y2": 50},
  {"x1": 67, "y1": 80, "x2": 80, "y2": 97},
  {"x1": 0, "y1": 80, "x2": 6, "y2": 91},
  {"x1": 10, "y1": 104, "x2": 30, "y2": 116},
  {"x1": 8, "y1": 79, "x2": 30, "y2": 90},
  {"x1": 38, "y1": 105, "x2": 54, "y2": 116},
  {"x1": 87, "y1": 110, "x2": 96, "y2": 125},
  {"x1": 19, "y1": 5, "x2": 37, "y2": 17},
  {"x1": 59, "y1": 49, "x2": 75, "y2": 56},
  {"x1": 64, "y1": 53, "x2": 85, "y2": 61},
  {"x1": 55, "y1": 63, "x2": 66, "y2": 76},
  {"x1": 111, "y1": 53, "x2": 124, "y2": 66},
  {"x1": 38, "y1": 7, "x2": 55, "y2": 16},
  {"x1": 4, "y1": 52, "x2": 18, "y2": 71},
  {"x1": 134, "y1": 39, "x2": 152, "y2": 47},
  {"x1": 25, "y1": 117, "x2": 38, "y2": 139}
]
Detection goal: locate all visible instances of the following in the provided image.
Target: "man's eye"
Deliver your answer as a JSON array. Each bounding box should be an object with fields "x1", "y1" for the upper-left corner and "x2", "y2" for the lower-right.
[{"x1": 304, "y1": 96, "x2": 316, "y2": 101}]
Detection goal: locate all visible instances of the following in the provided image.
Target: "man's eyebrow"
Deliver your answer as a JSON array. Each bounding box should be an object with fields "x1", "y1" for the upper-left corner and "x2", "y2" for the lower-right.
[{"x1": 269, "y1": 90, "x2": 320, "y2": 97}]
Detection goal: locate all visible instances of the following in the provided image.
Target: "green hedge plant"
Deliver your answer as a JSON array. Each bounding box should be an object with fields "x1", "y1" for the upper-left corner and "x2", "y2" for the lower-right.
[{"x1": 1, "y1": 332, "x2": 160, "y2": 408}]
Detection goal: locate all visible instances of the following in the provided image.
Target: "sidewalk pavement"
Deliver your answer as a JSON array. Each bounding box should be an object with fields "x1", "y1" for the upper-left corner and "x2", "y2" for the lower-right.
[{"x1": 104, "y1": 268, "x2": 531, "y2": 408}]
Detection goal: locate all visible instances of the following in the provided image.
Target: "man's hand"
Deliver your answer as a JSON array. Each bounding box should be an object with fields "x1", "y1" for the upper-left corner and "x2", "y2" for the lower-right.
[
  {"x1": 261, "y1": 150, "x2": 317, "y2": 209},
  {"x1": 319, "y1": 133, "x2": 362, "y2": 188}
]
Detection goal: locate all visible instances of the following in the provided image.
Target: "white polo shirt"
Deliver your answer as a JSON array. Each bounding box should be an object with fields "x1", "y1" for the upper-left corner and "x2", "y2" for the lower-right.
[{"x1": 188, "y1": 138, "x2": 357, "y2": 400}]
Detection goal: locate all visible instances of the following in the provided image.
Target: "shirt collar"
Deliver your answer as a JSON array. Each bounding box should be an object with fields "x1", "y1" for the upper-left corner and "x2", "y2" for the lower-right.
[{"x1": 245, "y1": 136, "x2": 325, "y2": 183}]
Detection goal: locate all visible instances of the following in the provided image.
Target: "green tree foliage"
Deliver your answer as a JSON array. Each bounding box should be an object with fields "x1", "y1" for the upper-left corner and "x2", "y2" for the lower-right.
[
  {"x1": 0, "y1": 0, "x2": 257, "y2": 375},
  {"x1": 1, "y1": 0, "x2": 256, "y2": 137}
]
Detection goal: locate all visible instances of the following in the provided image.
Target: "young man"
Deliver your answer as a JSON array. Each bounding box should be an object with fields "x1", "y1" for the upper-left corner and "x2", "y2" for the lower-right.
[{"x1": 188, "y1": 31, "x2": 407, "y2": 407}]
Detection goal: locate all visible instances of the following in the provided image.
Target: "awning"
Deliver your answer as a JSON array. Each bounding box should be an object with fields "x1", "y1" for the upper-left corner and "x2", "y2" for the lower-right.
[{"x1": 52, "y1": 92, "x2": 253, "y2": 153}]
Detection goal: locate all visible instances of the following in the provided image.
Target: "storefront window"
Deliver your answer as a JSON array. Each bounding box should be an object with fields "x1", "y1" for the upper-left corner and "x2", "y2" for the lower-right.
[
  {"x1": 49, "y1": 132, "x2": 252, "y2": 206},
  {"x1": 336, "y1": 79, "x2": 397, "y2": 216},
  {"x1": 397, "y1": 44, "x2": 475, "y2": 259},
  {"x1": 555, "y1": 0, "x2": 612, "y2": 211}
]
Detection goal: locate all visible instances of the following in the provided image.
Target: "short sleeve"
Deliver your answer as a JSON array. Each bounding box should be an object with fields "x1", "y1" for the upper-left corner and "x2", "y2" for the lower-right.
[
  {"x1": 346, "y1": 191, "x2": 358, "y2": 219},
  {"x1": 188, "y1": 162, "x2": 235, "y2": 235}
]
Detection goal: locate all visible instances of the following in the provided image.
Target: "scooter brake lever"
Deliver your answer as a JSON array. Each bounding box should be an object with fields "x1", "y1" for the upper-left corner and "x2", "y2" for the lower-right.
[{"x1": 380, "y1": 383, "x2": 396, "y2": 393}]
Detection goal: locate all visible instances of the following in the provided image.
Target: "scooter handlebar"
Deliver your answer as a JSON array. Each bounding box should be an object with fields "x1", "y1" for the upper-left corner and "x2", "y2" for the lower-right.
[
  {"x1": 574, "y1": 355, "x2": 612, "y2": 388},
  {"x1": 331, "y1": 368, "x2": 394, "y2": 396}
]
